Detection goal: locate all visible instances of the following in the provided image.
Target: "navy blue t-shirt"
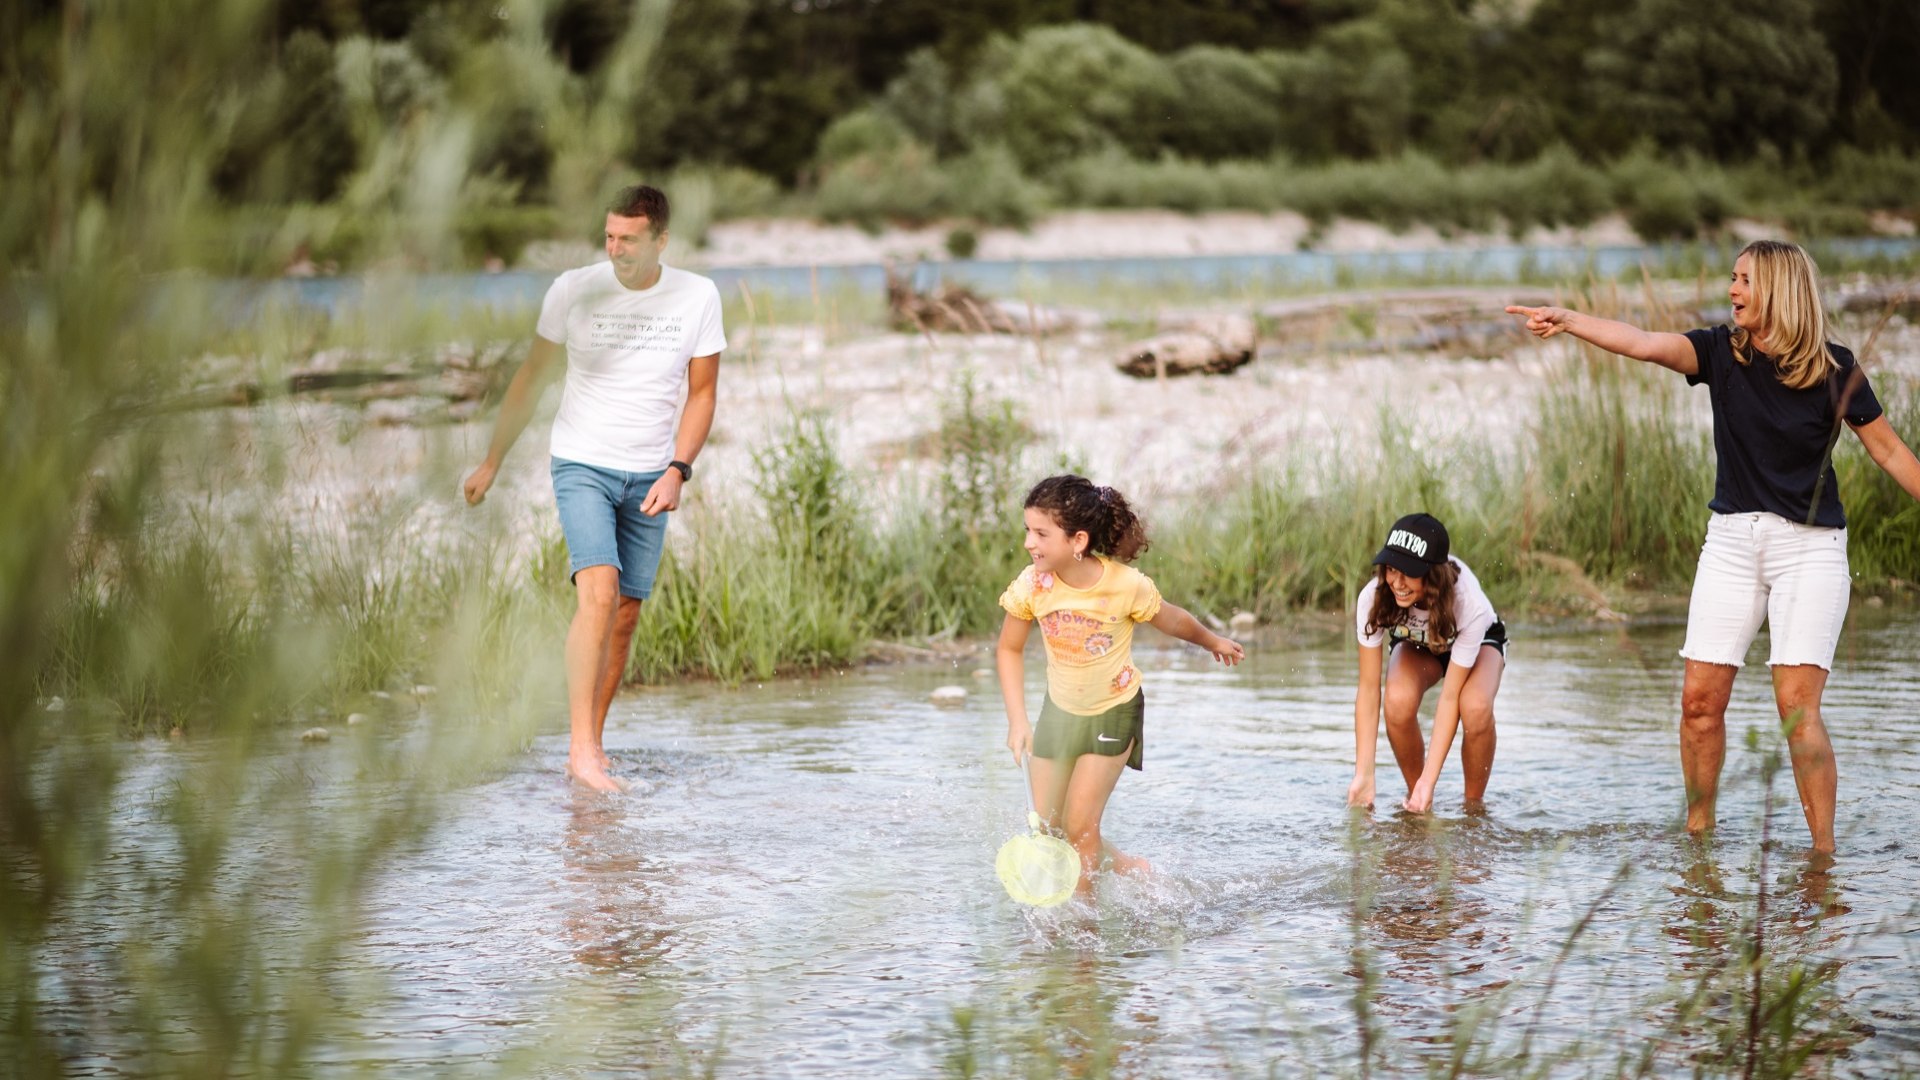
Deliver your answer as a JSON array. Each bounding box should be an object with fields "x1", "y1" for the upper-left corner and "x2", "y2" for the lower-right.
[{"x1": 1683, "y1": 325, "x2": 1882, "y2": 528}]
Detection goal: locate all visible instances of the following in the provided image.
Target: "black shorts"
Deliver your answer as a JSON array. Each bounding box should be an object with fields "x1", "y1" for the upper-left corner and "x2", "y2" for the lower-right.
[{"x1": 1392, "y1": 620, "x2": 1508, "y2": 671}]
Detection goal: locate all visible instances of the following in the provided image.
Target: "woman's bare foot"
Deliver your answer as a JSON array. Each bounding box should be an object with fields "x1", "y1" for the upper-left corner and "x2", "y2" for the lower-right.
[
  {"x1": 567, "y1": 753, "x2": 626, "y2": 793},
  {"x1": 1108, "y1": 850, "x2": 1153, "y2": 877},
  {"x1": 595, "y1": 749, "x2": 614, "y2": 772}
]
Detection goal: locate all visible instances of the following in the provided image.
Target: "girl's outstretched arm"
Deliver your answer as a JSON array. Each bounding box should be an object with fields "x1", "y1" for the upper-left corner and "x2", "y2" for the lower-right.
[
  {"x1": 1853, "y1": 417, "x2": 1920, "y2": 502},
  {"x1": 1350, "y1": 644, "x2": 1385, "y2": 809},
  {"x1": 1147, "y1": 602, "x2": 1244, "y2": 665},
  {"x1": 1503, "y1": 305, "x2": 1698, "y2": 374},
  {"x1": 1404, "y1": 662, "x2": 1475, "y2": 813},
  {"x1": 996, "y1": 614, "x2": 1035, "y2": 765}
]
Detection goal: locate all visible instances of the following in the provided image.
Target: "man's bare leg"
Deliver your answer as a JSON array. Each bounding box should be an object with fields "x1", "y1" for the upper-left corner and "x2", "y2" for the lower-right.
[
  {"x1": 1772, "y1": 664, "x2": 1836, "y2": 854},
  {"x1": 589, "y1": 596, "x2": 643, "y2": 771},
  {"x1": 1680, "y1": 660, "x2": 1738, "y2": 835},
  {"x1": 566, "y1": 566, "x2": 623, "y2": 792}
]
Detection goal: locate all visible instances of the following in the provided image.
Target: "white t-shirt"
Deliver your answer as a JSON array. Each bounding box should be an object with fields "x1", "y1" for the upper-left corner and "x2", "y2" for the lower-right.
[
  {"x1": 536, "y1": 262, "x2": 727, "y2": 472},
  {"x1": 1354, "y1": 557, "x2": 1498, "y2": 667}
]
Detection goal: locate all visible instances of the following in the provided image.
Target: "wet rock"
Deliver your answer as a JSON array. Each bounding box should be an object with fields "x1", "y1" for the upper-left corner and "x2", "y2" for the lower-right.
[
  {"x1": 929, "y1": 685, "x2": 969, "y2": 707},
  {"x1": 371, "y1": 690, "x2": 393, "y2": 701},
  {"x1": 1229, "y1": 611, "x2": 1259, "y2": 633},
  {"x1": 44, "y1": 696, "x2": 66, "y2": 713},
  {"x1": 300, "y1": 727, "x2": 332, "y2": 742},
  {"x1": 412, "y1": 685, "x2": 437, "y2": 697},
  {"x1": 971, "y1": 668, "x2": 994, "y2": 680},
  {"x1": 168, "y1": 726, "x2": 185, "y2": 741},
  {"x1": 347, "y1": 713, "x2": 370, "y2": 726}
]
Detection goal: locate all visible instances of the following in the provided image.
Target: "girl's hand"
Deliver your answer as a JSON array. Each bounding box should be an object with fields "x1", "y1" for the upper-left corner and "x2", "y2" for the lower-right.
[
  {"x1": 1005, "y1": 719, "x2": 1032, "y2": 765},
  {"x1": 1209, "y1": 635, "x2": 1245, "y2": 666},
  {"x1": 1504, "y1": 305, "x2": 1574, "y2": 340},
  {"x1": 1347, "y1": 772, "x2": 1375, "y2": 810},
  {"x1": 1403, "y1": 778, "x2": 1436, "y2": 814}
]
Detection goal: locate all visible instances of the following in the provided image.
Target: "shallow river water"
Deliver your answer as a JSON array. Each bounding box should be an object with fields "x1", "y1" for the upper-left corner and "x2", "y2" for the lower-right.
[{"x1": 53, "y1": 611, "x2": 1920, "y2": 1075}]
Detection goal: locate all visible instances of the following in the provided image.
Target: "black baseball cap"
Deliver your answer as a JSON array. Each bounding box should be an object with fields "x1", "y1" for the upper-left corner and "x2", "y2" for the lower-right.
[{"x1": 1372, "y1": 512, "x2": 1450, "y2": 578}]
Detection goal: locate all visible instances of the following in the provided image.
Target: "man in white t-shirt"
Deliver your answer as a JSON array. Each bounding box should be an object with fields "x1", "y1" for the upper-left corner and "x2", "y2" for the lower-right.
[{"x1": 463, "y1": 185, "x2": 726, "y2": 792}]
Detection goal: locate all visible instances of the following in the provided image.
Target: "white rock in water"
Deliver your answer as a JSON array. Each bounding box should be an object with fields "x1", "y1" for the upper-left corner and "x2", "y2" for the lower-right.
[
  {"x1": 346, "y1": 713, "x2": 370, "y2": 726},
  {"x1": 44, "y1": 696, "x2": 66, "y2": 713},
  {"x1": 1229, "y1": 611, "x2": 1259, "y2": 632},
  {"x1": 371, "y1": 691, "x2": 393, "y2": 700},
  {"x1": 971, "y1": 668, "x2": 993, "y2": 680},
  {"x1": 412, "y1": 685, "x2": 437, "y2": 697},
  {"x1": 929, "y1": 685, "x2": 968, "y2": 706},
  {"x1": 300, "y1": 727, "x2": 331, "y2": 742}
]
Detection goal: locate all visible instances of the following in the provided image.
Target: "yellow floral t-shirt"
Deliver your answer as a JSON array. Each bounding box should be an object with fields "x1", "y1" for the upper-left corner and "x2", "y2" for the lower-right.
[{"x1": 999, "y1": 556, "x2": 1164, "y2": 715}]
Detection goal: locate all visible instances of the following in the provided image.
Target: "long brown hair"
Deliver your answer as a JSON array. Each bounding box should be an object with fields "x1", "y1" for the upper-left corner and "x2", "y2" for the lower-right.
[
  {"x1": 1024, "y1": 475, "x2": 1149, "y2": 563},
  {"x1": 1730, "y1": 239, "x2": 1837, "y2": 391},
  {"x1": 1364, "y1": 560, "x2": 1460, "y2": 644}
]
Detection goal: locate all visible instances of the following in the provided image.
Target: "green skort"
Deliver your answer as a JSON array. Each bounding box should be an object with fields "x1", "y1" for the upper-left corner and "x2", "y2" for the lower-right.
[{"x1": 1033, "y1": 690, "x2": 1145, "y2": 771}]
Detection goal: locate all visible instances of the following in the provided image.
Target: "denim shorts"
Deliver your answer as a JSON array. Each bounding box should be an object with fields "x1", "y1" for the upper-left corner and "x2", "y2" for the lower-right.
[
  {"x1": 1680, "y1": 511, "x2": 1850, "y2": 670},
  {"x1": 550, "y1": 457, "x2": 669, "y2": 600}
]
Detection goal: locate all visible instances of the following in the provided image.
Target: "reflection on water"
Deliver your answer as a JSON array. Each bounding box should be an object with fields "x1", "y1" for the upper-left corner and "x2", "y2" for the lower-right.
[{"x1": 37, "y1": 611, "x2": 1920, "y2": 1074}]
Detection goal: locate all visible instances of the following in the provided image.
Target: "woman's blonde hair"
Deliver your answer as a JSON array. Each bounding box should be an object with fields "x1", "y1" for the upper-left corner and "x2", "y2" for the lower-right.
[{"x1": 1731, "y1": 239, "x2": 1837, "y2": 390}]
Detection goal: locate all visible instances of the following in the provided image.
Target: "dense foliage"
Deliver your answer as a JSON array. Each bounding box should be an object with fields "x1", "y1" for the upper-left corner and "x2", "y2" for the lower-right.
[{"x1": 6, "y1": 0, "x2": 1920, "y2": 271}]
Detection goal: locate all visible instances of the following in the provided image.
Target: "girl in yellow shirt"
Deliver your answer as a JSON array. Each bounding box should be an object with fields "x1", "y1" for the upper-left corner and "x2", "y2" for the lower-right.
[{"x1": 996, "y1": 475, "x2": 1244, "y2": 896}]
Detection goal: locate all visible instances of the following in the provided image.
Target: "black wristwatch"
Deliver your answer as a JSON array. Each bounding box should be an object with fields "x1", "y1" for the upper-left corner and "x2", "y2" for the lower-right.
[{"x1": 668, "y1": 459, "x2": 693, "y2": 482}]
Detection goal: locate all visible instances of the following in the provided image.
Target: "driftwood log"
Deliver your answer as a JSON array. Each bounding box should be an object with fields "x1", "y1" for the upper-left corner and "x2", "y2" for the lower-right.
[
  {"x1": 1116, "y1": 314, "x2": 1256, "y2": 378},
  {"x1": 137, "y1": 342, "x2": 516, "y2": 421},
  {"x1": 886, "y1": 265, "x2": 1017, "y2": 334}
]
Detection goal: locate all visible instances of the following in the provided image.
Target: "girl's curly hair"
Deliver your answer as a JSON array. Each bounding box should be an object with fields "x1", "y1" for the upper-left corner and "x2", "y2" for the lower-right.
[{"x1": 1024, "y1": 475, "x2": 1149, "y2": 563}]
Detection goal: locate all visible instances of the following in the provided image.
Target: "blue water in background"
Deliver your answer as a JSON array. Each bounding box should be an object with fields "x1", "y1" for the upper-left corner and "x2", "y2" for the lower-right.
[{"x1": 206, "y1": 235, "x2": 1920, "y2": 319}]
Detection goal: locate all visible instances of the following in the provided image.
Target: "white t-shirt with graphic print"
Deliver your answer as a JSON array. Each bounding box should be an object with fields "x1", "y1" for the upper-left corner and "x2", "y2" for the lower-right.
[
  {"x1": 536, "y1": 262, "x2": 727, "y2": 473},
  {"x1": 1354, "y1": 557, "x2": 1498, "y2": 668}
]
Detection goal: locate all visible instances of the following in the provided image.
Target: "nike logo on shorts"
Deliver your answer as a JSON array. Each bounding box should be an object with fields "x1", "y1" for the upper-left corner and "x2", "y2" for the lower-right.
[{"x1": 1096, "y1": 734, "x2": 1120, "y2": 743}]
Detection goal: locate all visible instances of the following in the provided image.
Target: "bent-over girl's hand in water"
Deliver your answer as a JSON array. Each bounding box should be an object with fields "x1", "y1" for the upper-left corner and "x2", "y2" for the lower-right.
[
  {"x1": 1208, "y1": 635, "x2": 1245, "y2": 666},
  {"x1": 1005, "y1": 718, "x2": 1032, "y2": 766},
  {"x1": 1504, "y1": 305, "x2": 1575, "y2": 339},
  {"x1": 1347, "y1": 772, "x2": 1375, "y2": 810},
  {"x1": 1403, "y1": 778, "x2": 1436, "y2": 814}
]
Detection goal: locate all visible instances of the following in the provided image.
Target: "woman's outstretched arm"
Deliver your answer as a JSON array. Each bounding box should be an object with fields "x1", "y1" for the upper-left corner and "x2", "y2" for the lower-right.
[{"x1": 1504, "y1": 305, "x2": 1699, "y2": 374}]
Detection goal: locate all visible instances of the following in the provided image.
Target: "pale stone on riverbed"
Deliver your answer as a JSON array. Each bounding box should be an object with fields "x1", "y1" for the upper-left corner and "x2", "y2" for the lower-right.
[
  {"x1": 300, "y1": 727, "x2": 331, "y2": 742},
  {"x1": 929, "y1": 686, "x2": 968, "y2": 706}
]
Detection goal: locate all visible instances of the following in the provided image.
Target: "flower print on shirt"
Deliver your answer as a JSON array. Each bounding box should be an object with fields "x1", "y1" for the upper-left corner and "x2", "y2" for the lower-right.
[
  {"x1": 1084, "y1": 632, "x2": 1114, "y2": 657},
  {"x1": 1033, "y1": 571, "x2": 1055, "y2": 593},
  {"x1": 1111, "y1": 666, "x2": 1136, "y2": 693}
]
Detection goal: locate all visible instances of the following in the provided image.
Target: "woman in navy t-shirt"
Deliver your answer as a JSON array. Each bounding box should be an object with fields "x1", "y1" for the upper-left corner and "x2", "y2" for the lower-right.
[{"x1": 1505, "y1": 240, "x2": 1920, "y2": 853}]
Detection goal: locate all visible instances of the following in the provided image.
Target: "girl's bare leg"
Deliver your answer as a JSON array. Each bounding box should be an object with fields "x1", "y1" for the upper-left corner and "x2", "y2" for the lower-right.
[
  {"x1": 1382, "y1": 646, "x2": 1445, "y2": 795},
  {"x1": 1458, "y1": 647, "x2": 1506, "y2": 802},
  {"x1": 1061, "y1": 749, "x2": 1136, "y2": 895}
]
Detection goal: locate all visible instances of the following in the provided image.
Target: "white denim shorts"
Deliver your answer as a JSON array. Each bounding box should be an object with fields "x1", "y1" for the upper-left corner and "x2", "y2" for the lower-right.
[{"x1": 1679, "y1": 511, "x2": 1851, "y2": 670}]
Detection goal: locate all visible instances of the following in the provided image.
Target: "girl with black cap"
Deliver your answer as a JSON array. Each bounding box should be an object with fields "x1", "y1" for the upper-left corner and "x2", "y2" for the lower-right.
[{"x1": 1349, "y1": 513, "x2": 1509, "y2": 813}]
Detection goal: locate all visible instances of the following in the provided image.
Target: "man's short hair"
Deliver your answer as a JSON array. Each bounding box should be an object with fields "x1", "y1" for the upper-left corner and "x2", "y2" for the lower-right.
[{"x1": 607, "y1": 185, "x2": 670, "y2": 236}]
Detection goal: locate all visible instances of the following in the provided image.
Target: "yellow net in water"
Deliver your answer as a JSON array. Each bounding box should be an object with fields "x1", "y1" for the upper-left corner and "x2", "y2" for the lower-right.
[{"x1": 996, "y1": 811, "x2": 1080, "y2": 907}]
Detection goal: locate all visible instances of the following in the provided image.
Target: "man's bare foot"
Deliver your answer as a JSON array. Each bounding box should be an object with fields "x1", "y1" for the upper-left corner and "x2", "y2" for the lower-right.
[
  {"x1": 567, "y1": 756, "x2": 626, "y2": 793},
  {"x1": 1109, "y1": 850, "x2": 1152, "y2": 877}
]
